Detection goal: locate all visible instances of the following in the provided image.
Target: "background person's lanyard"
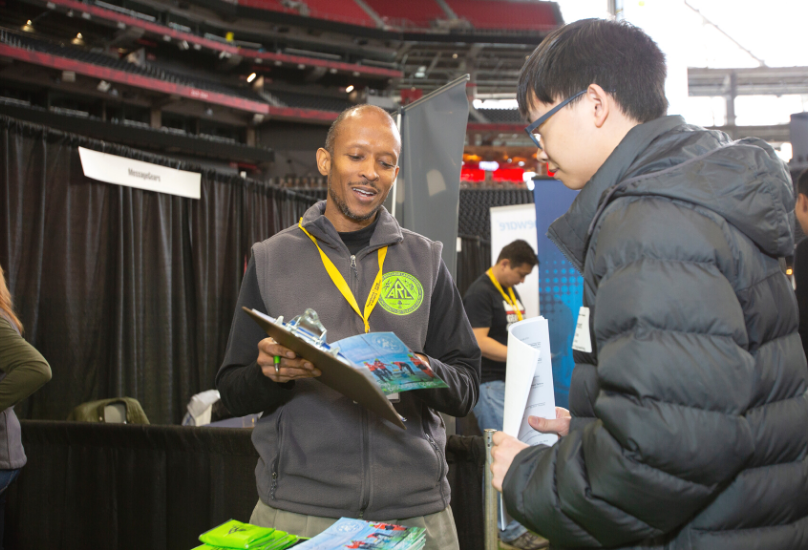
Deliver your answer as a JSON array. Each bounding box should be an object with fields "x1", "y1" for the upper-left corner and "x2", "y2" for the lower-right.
[
  {"x1": 299, "y1": 221, "x2": 387, "y2": 333},
  {"x1": 487, "y1": 268, "x2": 523, "y2": 322}
]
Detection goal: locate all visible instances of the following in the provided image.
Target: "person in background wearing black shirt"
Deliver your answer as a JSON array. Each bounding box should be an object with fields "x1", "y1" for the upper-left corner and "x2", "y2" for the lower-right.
[
  {"x1": 462, "y1": 239, "x2": 541, "y2": 550},
  {"x1": 793, "y1": 169, "x2": 808, "y2": 360}
]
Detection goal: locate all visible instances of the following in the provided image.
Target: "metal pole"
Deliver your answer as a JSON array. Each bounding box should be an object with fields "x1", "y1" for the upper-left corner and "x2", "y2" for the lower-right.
[{"x1": 484, "y1": 429, "x2": 498, "y2": 550}]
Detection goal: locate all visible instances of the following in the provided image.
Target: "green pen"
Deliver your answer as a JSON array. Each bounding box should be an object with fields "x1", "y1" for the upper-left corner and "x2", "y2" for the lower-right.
[{"x1": 274, "y1": 354, "x2": 281, "y2": 375}]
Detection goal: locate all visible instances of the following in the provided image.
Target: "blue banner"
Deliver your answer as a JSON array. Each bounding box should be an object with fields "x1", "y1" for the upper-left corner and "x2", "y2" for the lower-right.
[{"x1": 533, "y1": 179, "x2": 582, "y2": 409}]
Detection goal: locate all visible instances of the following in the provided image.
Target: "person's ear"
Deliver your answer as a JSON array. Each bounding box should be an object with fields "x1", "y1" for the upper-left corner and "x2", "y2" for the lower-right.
[
  {"x1": 799, "y1": 193, "x2": 808, "y2": 212},
  {"x1": 499, "y1": 259, "x2": 511, "y2": 270},
  {"x1": 587, "y1": 83, "x2": 611, "y2": 129},
  {"x1": 316, "y1": 148, "x2": 331, "y2": 176}
]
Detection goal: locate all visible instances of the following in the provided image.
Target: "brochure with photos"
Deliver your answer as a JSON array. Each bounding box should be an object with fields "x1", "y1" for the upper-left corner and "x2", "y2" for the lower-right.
[
  {"x1": 294, "y1": 518, "x2": 426, "y2": 550},
  {"x1": 335, "y1": 332, "x2": 448, "y2": 395}
]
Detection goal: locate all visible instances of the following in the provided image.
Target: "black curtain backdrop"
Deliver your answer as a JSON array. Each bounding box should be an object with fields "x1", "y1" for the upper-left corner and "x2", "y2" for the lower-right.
[
  {"x1": 456, "y1": 235, "x2": 491, "y2": 298},
  {"x1": 0, "y1": 116, "x2": 315, "y2": 424}
]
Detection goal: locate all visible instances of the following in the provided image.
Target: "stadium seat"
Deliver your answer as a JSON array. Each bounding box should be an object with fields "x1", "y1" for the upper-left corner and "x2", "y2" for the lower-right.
[
  {"x1": 445, "y1": 0, "x2": 557, "y2": 31},
  {"x1": 304, "y1": 0, "x2": 376, "y2": 27},
  {"x1": 364, "y1": 0, "x2": 448, "y2": 29}
]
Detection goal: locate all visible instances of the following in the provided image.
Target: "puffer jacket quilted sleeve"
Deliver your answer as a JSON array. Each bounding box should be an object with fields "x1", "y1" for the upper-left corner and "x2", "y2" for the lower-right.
[{"x1": 502, "y1": 123, "x2": 808, "y2": 550}]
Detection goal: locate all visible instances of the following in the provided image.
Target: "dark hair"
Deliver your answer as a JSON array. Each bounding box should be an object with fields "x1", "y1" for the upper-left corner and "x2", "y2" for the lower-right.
[
  {"x1": 798, "y1": 169, "x2": 808, "y2": 197},
  {"x1": 497, "y1": 240, "x2": 538, "y2": 268},
  {"x1": 517, "y1": 18, "x2": 668, "y2": 123},
  {"x1": 324, "y1": 104, "x2": 398, "y2": 154}
]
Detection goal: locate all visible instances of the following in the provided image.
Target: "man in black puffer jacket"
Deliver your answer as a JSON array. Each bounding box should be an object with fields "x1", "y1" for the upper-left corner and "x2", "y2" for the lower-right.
[{"x1": 490, "y1": 18, "x2": 808, "y2": 550}]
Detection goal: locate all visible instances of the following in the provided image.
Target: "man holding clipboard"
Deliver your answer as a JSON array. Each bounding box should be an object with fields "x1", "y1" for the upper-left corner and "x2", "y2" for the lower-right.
[{"x1": 216, "y1": 105, "x2": 480, "y2": 550}]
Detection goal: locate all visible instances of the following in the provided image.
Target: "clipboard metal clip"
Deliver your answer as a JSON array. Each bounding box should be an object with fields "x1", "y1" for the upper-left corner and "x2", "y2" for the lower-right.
[
  {"x1": 283, "y1": 309, "x2": 343, "y2": 358},
  {"x1": 288, "y1": 308, "x2": 329, "y2": 347}
]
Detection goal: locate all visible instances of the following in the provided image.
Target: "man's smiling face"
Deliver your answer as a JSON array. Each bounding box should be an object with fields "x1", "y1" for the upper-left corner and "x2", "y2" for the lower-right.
[{"x1": 318, "y1": 107, "x2": 400, "y2": 232}]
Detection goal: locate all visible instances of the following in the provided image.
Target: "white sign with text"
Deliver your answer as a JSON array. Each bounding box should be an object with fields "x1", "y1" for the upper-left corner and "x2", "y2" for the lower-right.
[
  {"x1": 78, "y1": 147, "x2": 201, "y2": 199},
  {"x1": 490, "y1": 203, "x2": 539, "y2": 318}
]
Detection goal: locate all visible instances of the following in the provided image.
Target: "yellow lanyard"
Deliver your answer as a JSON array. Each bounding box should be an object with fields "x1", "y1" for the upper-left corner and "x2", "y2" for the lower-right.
[
  {"x1": 487, "y1": 268, "x2": 523, "y2": 322},
  {"x1": 299, "y1": 220, "x2": 387, "y2": 333}
]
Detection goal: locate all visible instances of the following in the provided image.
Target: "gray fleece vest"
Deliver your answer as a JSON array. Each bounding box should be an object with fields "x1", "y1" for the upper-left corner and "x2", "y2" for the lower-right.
[{"x1": 250, "y1": 202, "x2": 450, "y2": 520}]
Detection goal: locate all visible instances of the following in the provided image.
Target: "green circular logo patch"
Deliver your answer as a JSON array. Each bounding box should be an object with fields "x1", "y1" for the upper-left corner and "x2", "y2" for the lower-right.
[{"x1": 379, "y1": 271, "x2": 424, "y2": 316}]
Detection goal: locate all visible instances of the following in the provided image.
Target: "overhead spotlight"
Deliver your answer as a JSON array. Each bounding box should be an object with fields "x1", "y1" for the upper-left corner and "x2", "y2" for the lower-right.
[
  {"x1": 162, "y1": 35, "x2": 171, "y2": 42},
  {"x1": 297, "y1": 64, "x2": 306, "y2": 70},
  {"x1": 452, "y1": 53, "x2": 458, "y2": 59},
  {"x1": 205, "y1": 107, "x2": 213, "y2": 116},
  {"x1": 66, "y1": 9, "x2": 73, "y2": 17},
  {"x1": 22, "y1": 20, "x2": 34, "y2": 32},
  {"x1": 345, "y1": 85, "x2": 354, "y2": 93},
  {"x1": 71, "y1": 33, "x2": 84, "y2": 45},
  {"x1": 247, "y1": 72, "x2": 257, "y2": 83},
  {"x1": 274, "y1": 60, "x2": 282, "y2": 66},
  {"x1": 352, "y1": 71, "x2": 360, "y2": 77},
  {"x1": 193, "y1": 43, "x2": 202, "y2": 50},
  {"x1": 255, "y1": 58, "x2": 262, "y2": 64},
  {"x1": 77, "y1": 33, "x2": 83, "y2": 39},
  {"x1": 97, "y1": 80, "x2": 111, "y2": 92},
  {"x1": 178, "y1": 40, "x2": 189, "y2": 50},
  {"x1": 518, "y1": 161, "x2": 525, "y2": 167},
  {"x1": 329, "y1": 68, "x2": 337, "y2": 74},
  {"x1": 81, "y1": 11, "x2": 91, "y2": 19}
]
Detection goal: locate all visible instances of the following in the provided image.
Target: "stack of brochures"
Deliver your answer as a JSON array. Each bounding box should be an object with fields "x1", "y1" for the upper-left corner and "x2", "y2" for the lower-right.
[
  {"x1": 294, "y1": 518, "x2": 426, "y2": 550},
  {"x1": 193, "y1": 519, "x2": 302, "y2": 550}
]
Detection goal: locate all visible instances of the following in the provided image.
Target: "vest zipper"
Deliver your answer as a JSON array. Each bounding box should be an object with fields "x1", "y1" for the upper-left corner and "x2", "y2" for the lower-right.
[{"x1": 270, "y1": 410, "x2": 284, "y2": 500}]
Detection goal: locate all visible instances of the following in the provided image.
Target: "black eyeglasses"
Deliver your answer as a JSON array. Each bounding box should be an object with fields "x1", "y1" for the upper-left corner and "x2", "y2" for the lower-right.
[{"x1": 524, "y1": 90, "x2": 586, "y2": 150}]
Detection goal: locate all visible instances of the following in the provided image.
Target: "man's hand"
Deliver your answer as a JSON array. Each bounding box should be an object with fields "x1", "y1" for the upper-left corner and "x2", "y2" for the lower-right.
[
  {"x1": 490, "y1": 431, "x2": 529, "y2": 492},
  {"x1": 258, "y1": 337, "x2": 321, "y2": 383},
  {"x1": 527, "y1": 407, "x2": 571, "y2": 437}
]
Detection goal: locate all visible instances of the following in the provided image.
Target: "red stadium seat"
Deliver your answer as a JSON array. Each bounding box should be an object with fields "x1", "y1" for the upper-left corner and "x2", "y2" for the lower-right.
[
  {"x1": 364, "y1": 0, "x2": 447, "y2": 29},
  {"x1": 305, "y1": 0, "x2": 375, "y2": 27},
  {"x1": 237, "y1": 0, "x2": 376, "y2": 27},
  {"x1": 236, "y1": 0, "x2": 298, "y2": 15},
  {"x1": 445, "y1": 0, "x2": 558, "y2": 31}
]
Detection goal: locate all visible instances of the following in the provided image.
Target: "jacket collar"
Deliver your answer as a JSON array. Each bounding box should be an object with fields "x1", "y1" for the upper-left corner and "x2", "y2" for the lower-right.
[
  {"x1": 547, "y1": 115, "x2": 685, "y2": 272},
  {"x1": 299, "y1": 201, "x2": 404, "y2": 254}
]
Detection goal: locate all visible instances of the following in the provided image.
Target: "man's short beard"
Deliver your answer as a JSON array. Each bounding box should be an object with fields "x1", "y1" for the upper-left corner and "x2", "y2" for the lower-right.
[{"x1": 328, "y1": 185, "x2": 383, "y2": 223}]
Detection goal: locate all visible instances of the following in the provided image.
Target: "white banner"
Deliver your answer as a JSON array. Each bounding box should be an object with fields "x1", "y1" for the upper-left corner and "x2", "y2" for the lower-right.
[
  {"x1": 490, "y1": 204, "x2": 539, "y2": 318},
  {"x1": 78, "y1": 147, "x2": 201, "y2": 199}
]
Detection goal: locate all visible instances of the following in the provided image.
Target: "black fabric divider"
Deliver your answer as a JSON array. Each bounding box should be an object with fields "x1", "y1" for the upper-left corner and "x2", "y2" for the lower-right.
[
  {"x1": 5, "y1": 421, "x2": 484, "y2": 550},
  {"x1": 456, "y1": 235, "x2": 492, "y2": 298},
  {"x1": 0, "y1": 115, "x2": 315, "y2": 425}
]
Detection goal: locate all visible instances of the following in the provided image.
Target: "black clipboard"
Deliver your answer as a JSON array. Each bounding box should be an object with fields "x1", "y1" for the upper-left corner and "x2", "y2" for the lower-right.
[{"x1": 242, "y1": 307, "x2": 406, "y2": 429}]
